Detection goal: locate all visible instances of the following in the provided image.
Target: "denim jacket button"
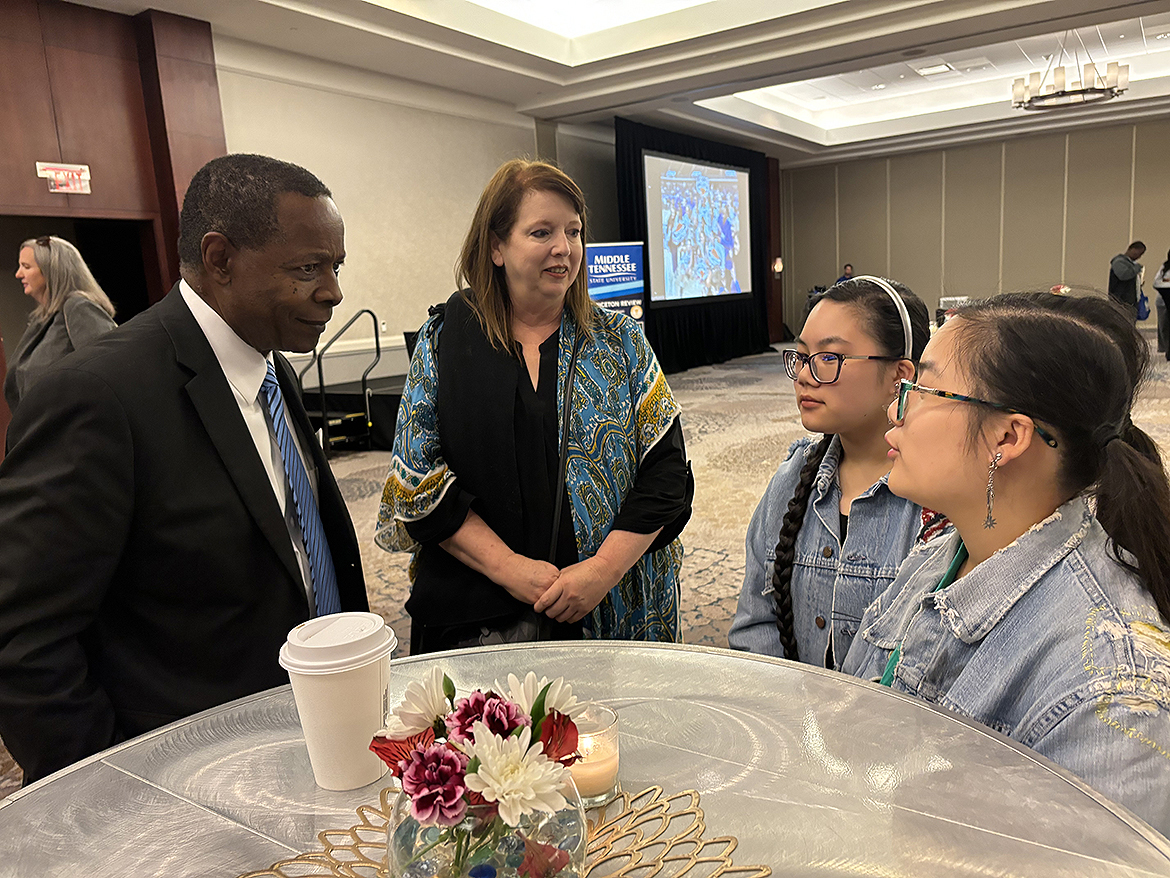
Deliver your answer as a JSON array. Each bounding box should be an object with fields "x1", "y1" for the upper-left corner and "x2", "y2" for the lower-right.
[
  {"x1": 822, "y1": 546, "x2": 833, "y2": 558},
  {"x1": 815, "y1": 615, "x2": 827, "y2": 629}
]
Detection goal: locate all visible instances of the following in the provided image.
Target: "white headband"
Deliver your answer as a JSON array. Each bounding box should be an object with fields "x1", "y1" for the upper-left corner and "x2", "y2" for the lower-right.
[{"x1": 852, "y1": 275, "x2": 912, "y2": 360}]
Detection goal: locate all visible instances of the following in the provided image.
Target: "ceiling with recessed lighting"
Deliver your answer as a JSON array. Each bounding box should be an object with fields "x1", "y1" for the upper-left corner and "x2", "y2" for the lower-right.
[{"x1": 78, "y1": 0, "x2": 1170, "y2": 166}]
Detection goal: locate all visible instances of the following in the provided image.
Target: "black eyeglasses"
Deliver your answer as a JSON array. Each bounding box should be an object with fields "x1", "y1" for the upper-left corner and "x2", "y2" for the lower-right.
[
  {"x1": 895, "y1": 379, "x2": 1059, "y2": 448},
  {"x1": 783, "y1": 349, "x2": 904, "y2": 385},
  {"x1": 34, "y1": 236, "x2": 51, "y2": 248}
]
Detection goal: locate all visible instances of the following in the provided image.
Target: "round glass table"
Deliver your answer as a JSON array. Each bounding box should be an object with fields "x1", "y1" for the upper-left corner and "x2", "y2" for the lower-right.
[{"x1": 1, "y1": 642, "x2": 1168, "y2": 876}]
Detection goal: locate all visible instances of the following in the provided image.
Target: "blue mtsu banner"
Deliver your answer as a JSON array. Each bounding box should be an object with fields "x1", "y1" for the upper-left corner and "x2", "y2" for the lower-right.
[{"x1": 586, "y1": 242, "x2": 644, "y2": 322}]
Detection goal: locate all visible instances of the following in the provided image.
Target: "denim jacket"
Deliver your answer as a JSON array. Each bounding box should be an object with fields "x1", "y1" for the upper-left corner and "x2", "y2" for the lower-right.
[
  {"x1": 728, "y1": 436, "x2": 924, "y2": 667},
  {"x1": 841, "y1": 498, "x2": 1170, "y2": 837}
]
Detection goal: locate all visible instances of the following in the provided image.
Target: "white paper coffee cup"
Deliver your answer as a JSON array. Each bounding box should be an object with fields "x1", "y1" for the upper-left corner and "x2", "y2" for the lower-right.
[{"x1": 279, "y1": 612, "x2": 398, "y2": 791}]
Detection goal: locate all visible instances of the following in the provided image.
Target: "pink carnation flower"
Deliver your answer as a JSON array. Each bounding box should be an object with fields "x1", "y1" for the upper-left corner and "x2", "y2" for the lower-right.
[
  {"x1": 400, "y1": 743, "x2": 469, "y2": 826},
  {"x1": 446, "y1": 690, "x2": 529, "y2": 744}
]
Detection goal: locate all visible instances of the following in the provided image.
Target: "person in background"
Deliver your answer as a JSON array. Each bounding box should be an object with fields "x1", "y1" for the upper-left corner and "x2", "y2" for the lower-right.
[
  {"x1": 376, "y1": 159, "x2": 692, "y2": 653},
  {"x1": 1153, "y1": 250, "x2": 1170, "y2": 361},
  {"x1": 1108, "y1": 241, "x2": 1145, "y2": 313},
  {"x1": 842, "y1": 291, "x2": 1170, "y2": 836},
  {"x1": 5, "y1": 236, "x2": 116, "y2": 418},
  {"x1": 729, "y1": 277, "x2": 931, "y2": 666},
  {"x1": 0, "y1": 154, "x2": 368, "y2": 783},
  {"x1": 835, "y1": 263, "x2": 854, "y2": 285}
]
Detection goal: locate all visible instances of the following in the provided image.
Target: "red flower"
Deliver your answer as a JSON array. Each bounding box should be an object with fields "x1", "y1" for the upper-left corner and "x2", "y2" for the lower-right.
[
  {"x1": 400, "y1": 743, "x2": 469, "y2": 827},
  {"x1": 537, "y1": 711, "x2": 580, "y2": 767},
  {"x1": 369, "y1": 728, "x2": 435, "y2": 779},
  {"x1": 465, "y1": 788, "x2": 500, "y2": 825},
  {"x1": 446, "y1": 690, "x2": 529, "y2": 744},
  {"x1": 519, "y1": 836, "x2": 570, "y2": 877}
]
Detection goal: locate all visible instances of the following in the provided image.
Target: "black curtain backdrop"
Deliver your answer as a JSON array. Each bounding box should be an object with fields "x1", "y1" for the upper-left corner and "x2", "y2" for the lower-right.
[{"x1": 615, "y1": 117, "x2": 771, "y2": 374}]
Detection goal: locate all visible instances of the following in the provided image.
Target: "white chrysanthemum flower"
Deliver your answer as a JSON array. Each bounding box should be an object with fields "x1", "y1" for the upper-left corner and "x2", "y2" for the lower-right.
[
  {"x1": 497, "y1": 672, "x2": 582, "y2": 719},
  {"x1": 378, "y1": 666, "x2": 447, "y2": 740},
  {"x1": 461, "y1": 721, "x2": 569, "y2": 826}
]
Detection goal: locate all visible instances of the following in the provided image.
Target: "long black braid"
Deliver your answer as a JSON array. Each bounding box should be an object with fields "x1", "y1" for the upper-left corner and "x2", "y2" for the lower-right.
[{"x1": 771, "y1": 434, "x2": 833, "y2": 661}]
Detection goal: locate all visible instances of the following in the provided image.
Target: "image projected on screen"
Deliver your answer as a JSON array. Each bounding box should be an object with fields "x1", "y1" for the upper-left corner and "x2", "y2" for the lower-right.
[{"x1": 645, "y1": 152, "x2": 751, "y2": 304}]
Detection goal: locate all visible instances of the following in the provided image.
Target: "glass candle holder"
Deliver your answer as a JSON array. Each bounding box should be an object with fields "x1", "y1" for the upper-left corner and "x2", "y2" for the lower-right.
[{"x1": 569, "y1": 702, "x2": 619, "y2": 808}]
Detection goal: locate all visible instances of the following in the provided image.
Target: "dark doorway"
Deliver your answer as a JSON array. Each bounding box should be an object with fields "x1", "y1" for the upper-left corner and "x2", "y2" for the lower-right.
[{"x1": 72, "y1": 219, "x2": 153, "y2": 324}]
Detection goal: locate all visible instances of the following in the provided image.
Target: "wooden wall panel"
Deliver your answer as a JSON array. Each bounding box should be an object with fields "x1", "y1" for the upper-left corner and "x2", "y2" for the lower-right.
[
  {"x1": 1002, "y1": 134, "x2": 1065, "y2": 293},
  {"x1": 889, "y1": 152, "x2": 943, "y2": 312},
  {"x1": 837, "y1": 158, "x2": 888, "y2": 280},
  {"x1": 0, "y1": 1, "x2": 225, "y2": 302},
  {"x1": 45, "y1": 47, "x2": 158, "y2": 215},
  {"x1": 943, "y1": 142, "x2": 1001, "y2": 301},
  {"x1": 0, "y1": 34, "x2": 64, "y2": 213},
  {"x1": 6, "y1": 0, "x2": 43, "y2": 43},
  {"x1": 38, "y1": 0, "x2": 138, "y2": 59},
  {"x1": 788, "y1": 165, "x2": 836, "y2": 332},
  {"x1": 1065, "y1": 125, "x2": 1132, "y2": 291},
  {"x1": 136, "y1": 10, "x2": 227, "y2": 295}
]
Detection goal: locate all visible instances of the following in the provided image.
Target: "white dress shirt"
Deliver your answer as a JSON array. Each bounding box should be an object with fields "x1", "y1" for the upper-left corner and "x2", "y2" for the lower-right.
[{"x1": 179, "y1": 280, "x2": 316, "y2": 608}]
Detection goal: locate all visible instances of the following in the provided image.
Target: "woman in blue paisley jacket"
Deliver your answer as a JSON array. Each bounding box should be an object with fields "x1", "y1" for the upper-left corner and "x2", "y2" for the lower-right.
[{"x1": 376, "y1": 160, "x2": 692, "y2": 653}]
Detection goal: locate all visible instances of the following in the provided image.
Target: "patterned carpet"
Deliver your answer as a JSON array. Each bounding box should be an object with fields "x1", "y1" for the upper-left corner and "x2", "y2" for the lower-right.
[{"x1": 4, "y1": 330, "x2": 1168, "y2": 798}]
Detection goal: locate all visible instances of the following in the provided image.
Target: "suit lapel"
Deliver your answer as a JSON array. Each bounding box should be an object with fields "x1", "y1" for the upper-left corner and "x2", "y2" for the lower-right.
[{"x1": 157, "y1": 288, "x2": 304, "y2": 588}]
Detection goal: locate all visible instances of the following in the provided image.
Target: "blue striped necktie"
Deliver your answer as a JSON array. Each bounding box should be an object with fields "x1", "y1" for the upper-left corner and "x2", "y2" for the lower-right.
[{"x1": 260, "y1": 361, "x2": 341, "y2": 616}]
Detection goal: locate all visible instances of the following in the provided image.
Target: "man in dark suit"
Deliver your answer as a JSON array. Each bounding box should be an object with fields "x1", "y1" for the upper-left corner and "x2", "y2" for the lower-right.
[{"x1": 0, "y1": 154, "x2": 368, "y2": 783}]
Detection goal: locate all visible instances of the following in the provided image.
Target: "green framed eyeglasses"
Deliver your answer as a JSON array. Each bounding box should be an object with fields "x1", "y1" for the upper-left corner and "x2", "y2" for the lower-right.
[
  {"x1": 783, "y1": 349, "x2": 904, "y2": 384},
  {"x1": 895, "y1": 379, "x2": 1059, "y2": 448}
]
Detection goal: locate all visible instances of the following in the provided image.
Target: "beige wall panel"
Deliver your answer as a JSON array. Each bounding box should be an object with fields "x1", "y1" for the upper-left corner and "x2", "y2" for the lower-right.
[
  {"x1": 837, "y1": 158, "x2": 888, "y2": 280},
  {"x1": 943, "y1": 143, "x2": 1001, "y2": 302},
  {"x1": 889, "y1": 152, "x2": 942, "y2": 313},
  {"x1": 556, "y1": 131, "x2": 620, "y2": 244},
  {"x1": 1065, "y1": 125, "x2": 1133, "y2": 292},
  {"x1": 217, "y1": 64, "x2": 533, "y2": 343},
  {"x1": 787, "y1": 165, "x2": 837, "y2": 332},
  {"x1": 1002, "y1": 134, "x2": 1065, "y2": 294},
  {"x1": 1134, "y1": 119, "x2": 1170, "y2": 268}
]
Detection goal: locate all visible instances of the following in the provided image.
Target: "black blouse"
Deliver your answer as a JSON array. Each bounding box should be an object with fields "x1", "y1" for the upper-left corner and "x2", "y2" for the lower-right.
[{"x1": 406, "y1": 328, "x2": 691, "y2": 558}]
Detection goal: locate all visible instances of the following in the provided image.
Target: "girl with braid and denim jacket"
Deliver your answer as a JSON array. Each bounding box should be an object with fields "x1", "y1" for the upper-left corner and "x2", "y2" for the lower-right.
[
  {"x1": 842, "y1": 292, "x2": 1170, "y2": 835},
  {"x1": 729, "y1": 278, "x2": 931, "y2": 667}
]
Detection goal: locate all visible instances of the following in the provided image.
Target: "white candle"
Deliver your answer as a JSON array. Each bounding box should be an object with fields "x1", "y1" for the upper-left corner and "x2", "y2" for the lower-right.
[
  {"x1": 571, "y1": 751, "x2": 619, "y2": 797},
  {"x1": 569, "y1": 703, "x2": 620, "y2": 804}
]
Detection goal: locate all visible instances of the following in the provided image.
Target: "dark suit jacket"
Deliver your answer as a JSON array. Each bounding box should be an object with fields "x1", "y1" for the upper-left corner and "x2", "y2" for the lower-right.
[{"x1": 0, "y1": 286, "x2": 367, "y2": 782}]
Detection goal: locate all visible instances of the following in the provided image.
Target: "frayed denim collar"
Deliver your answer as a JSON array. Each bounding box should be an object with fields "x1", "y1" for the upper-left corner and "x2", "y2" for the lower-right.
[
  {"x1": 813, "y1": 434, "x2": 892, "y2": 501},
  {"x1": 931, "y1": 498, "x2": 1093, "y2": 644}
]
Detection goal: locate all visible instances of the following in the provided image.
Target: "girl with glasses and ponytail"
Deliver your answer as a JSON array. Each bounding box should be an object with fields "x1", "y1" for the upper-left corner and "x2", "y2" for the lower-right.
[
  {"x1": 842, "y1": 292, "x2": 1170, "y2": 836},
  {"x1": 729, "y1": 277, "x2": 931, "y2": 667}
]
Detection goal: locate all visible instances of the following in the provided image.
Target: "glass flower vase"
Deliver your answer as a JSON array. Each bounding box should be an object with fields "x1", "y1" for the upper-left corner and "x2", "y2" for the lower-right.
[{"x1": 386, "y1": 779, "x2": 587, "y2": 878}]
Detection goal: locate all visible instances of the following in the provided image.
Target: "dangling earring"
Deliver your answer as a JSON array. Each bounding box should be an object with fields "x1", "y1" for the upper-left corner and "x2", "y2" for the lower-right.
[{"x1": 984, "y1": 451, "x2": 1003, "y2": 529}]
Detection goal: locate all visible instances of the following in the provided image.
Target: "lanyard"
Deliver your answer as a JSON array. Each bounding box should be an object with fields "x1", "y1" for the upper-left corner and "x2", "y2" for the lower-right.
[{"x1": 879, "y1": 541, "x2": 968, "y2": 687}]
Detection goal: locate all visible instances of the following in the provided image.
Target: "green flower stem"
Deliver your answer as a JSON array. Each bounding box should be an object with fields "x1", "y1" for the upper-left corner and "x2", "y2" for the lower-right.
[
  {"x1": 402, "y1": 827, "x2": 454, "y2": 869},
  {"x1": 463, "y1": 820, "x2": 508, "y2": 863}
]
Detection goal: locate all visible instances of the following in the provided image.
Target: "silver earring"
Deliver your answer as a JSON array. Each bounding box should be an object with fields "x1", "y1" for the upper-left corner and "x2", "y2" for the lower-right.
[{"x1": 984, "y1": 451, "x2": 1003, "y2": 529}]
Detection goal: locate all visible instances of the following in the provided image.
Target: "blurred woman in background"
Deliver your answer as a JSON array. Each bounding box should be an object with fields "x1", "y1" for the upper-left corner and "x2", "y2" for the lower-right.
[{"x1": 6, "y1": 236, "x2": 116, "y2": 415}]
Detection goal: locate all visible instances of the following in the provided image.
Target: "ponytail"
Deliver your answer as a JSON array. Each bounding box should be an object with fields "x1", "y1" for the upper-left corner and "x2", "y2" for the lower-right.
[
  {"x1": 771, "y1": 435, "x2": 833, "y2": 661},
  {"x1": 951, "y1": 292, "x2": 1170, "y2": 623},
  {"x1": 1095, "y1": 425, "x2": 1170, "y2": 622}
]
